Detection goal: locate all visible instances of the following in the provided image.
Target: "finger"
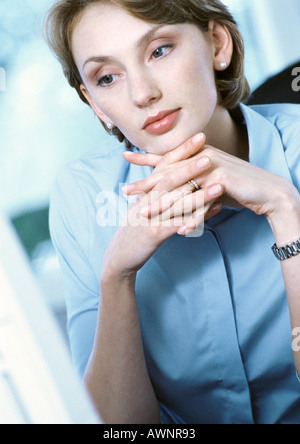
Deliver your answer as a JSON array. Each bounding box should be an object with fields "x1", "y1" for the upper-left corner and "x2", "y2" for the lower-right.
[
  {"x1": 140, "y1": 184, "x2": 224, "y2": 221},
  {"x1": 140, "y1": 188, "x2": 197, "y2": 222},
  {"x1": 153, "y1": 191, "x2": 205, "y2": 224},
  {"x1": 205, "y1": 202, "x2": 223, "y2": 220},
  {"x1": 122, "y1": 152, "x2": 206, "y2": 195},
  {"x1": 122, "y1": 172, "x2": 162, "y2": 196},
  {"x1": 122, "y1": 134, "x2": 208, "y2": 196},
  {"x1": 177, "y1": 199, "x2": 222, "y2": 236},
  {"x1": 123, "y1": 151, "x2": 162, "y2": 167},
  {"x1": 153, "y1": 154, "x2": 211, "y2": 193},
  {"x1": 176, "y1": 203, "x2": 211, "y2": 236}
]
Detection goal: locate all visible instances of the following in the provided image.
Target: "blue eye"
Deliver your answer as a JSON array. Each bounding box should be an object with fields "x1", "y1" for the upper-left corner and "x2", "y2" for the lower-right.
[
  {"x1": 152, "y1": 44, "x2": 173, "y2": 59},
  {"x1": 97, "y1": 74, "x2": 116, "y2": 87}
]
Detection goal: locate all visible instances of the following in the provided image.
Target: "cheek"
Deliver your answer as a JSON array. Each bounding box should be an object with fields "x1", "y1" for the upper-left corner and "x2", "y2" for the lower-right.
[
  {"x1": 94, "y1": 94, "x2": 134, "y2": 136},
  {"x1": 93, "y1": 90, "x2": 141, "y2": 144},
  {"x1": 93, "y1": 95, "x2": 119, "y2": 121},
  {"x1": 182, "y1": 59, "x2": 217, "y2": 102}
]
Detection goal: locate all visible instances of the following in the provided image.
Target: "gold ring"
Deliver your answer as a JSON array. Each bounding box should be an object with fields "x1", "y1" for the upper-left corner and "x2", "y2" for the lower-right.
[{"x1": 188, "y1": 180, "x2": 200, "y2": 192}]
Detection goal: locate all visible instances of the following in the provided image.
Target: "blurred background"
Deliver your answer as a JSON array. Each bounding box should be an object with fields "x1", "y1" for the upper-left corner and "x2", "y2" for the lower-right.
[{"x1": 1, "y1": 0, "x2": 300, "y2": 343}]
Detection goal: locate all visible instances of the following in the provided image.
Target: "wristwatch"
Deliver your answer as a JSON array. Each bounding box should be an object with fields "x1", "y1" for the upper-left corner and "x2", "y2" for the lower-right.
[{"x1": 272, "y1": 238, "x2": 300, "y2": 261}]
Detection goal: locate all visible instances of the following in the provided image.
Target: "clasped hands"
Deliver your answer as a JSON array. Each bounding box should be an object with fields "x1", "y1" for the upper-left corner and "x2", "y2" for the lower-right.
[{"x1": 122, "y1": 132, "x2": 293, "y2": 237}]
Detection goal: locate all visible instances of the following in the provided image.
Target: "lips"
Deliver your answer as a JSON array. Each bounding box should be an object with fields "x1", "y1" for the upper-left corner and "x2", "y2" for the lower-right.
[{"x1": 143, "y1": 109, "x2": 181, "y2": 136}]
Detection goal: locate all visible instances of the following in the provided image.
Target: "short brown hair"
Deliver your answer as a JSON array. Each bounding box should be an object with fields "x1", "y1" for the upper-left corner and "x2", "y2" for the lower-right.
[{"x1": 44, "y1": 0, "x2": 250, "y2": 149}]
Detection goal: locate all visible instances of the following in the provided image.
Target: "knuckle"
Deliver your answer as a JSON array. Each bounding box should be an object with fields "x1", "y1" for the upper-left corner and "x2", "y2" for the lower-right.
[
  {"x1": 159, "y1": 176, "x2": 174, "y2": 190},
  {"x1": 213, "y1": 167, "x2": 226, "y2": 183}
]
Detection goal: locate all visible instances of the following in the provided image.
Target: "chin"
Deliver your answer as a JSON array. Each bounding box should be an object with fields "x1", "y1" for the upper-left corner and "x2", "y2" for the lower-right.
[
  {"x1": 159, "y1": 130, "x2": 200, "y2": 154},
  {"x1": 138, "y1": 132, "x2": 186, "y2": 155},
  {"x1": 130, "y1": 122, "x2": 203, "y2": 155}
]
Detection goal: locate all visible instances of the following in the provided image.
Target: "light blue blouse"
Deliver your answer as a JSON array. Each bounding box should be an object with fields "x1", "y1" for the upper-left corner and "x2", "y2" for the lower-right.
[{"x1": 50, "y1": 104, "x2": 300, "y2": 424}]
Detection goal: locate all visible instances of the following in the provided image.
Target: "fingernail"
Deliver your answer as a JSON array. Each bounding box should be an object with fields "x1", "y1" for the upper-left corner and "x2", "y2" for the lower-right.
[
  {"x1": 211, "y1": 203, "x2": 222, "y2": 212},
  {"x1": 177, "y1": 226, "x2": 188, "y2": 236},
  {"x1": 192, "y1": 133, "x2": 204, "y2": 145},
  {"x1": 208, "y1": 184, "x2": 222, "y2": 197},
  {"x1": 197, "y1": 156, "x2": 210, "y2": 169},
  {"x1": 123, "y1": 151, "x2": 134, "y2": 156},
  {"x1": 122, "y1": 184, "x2": 134, "y2": 195}
]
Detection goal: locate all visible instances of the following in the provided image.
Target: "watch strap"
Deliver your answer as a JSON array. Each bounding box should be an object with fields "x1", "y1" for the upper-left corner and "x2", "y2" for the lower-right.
[{"x1": 272, "y1": 238, "x2": 300, "y2": 261}]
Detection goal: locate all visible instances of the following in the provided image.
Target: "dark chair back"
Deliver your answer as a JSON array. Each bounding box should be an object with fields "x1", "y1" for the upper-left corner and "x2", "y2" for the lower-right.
[{"x1": 247, "y1": 61, "x2": 300, "y2": 105}]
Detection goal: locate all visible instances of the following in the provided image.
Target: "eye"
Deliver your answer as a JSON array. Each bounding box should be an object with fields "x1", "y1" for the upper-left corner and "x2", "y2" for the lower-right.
[
  {"x1": 151, "y1": 44, "x2": 173, "y2": 60},
  {"x1": 97, "y1": 74, "x2": 117, "y2": 87}
]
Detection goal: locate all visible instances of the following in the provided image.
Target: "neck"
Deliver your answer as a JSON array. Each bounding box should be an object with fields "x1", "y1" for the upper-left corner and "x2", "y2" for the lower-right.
[{"x1": 204, "y1": 105, "x2": 249, "y2": 161}]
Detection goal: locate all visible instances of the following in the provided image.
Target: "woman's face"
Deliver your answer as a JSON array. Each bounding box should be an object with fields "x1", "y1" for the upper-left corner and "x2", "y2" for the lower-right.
[{"x1": 72, "y1": 3, "x2": 230, "y2": 154}]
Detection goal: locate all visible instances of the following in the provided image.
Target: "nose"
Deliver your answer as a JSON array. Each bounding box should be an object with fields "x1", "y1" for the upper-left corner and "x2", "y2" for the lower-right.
[{"x1": 128, "y1": 68, "x2": 162, "y2": 108}]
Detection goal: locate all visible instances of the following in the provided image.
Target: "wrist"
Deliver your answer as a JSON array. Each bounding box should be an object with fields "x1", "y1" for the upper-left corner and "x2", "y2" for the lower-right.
[
  {"x1": 266, "y1": 182, "x2": 300, "y2": 246},
  {"x1": 100, "y1": 264, "x2": 137, "y2": 288}
]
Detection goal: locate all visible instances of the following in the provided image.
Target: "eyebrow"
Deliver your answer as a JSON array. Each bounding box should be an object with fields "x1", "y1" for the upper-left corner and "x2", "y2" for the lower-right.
[
  {"x1": 136, "y1": 24, "x2": 165, "y2": 49},
  {"x1": 82, "y1": 24, "x2": 165, "y2": 71},
  {"x1": 82, "y1": 55, "x2": 111, "y2": 71}
]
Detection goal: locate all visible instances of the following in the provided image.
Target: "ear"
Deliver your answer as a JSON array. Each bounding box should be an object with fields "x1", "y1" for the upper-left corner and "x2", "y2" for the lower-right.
[
  {"x1": 80, "y1": 84, "x2": 112, "y2": 126},
  {"x1": 208, "y1": 21, "x2": 233, "y2": 72}
]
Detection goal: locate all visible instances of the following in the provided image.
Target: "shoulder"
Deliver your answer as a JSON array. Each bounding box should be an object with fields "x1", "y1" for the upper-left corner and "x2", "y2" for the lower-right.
[
  {"x1": 245, "y1": 103, "x2": 300, "y2": 190},
  {"x1": 49, "y1": 138, "x2": 128, "y2": 244},
  {"x1": 54, "y1": 137, "x2": 128, "y2": 195},
  {"x1": 50, "y1": 138, "x2": 130, "y2": 224},
  {"x1": 241, "y1": 103, "x2": 300, "y2": 154},
  {"x1": 247, "y1": 103, "x2": 300, "y2": 138},
  {"x1": 250, "y1": 103, "x2": 300, "y2": 153}
]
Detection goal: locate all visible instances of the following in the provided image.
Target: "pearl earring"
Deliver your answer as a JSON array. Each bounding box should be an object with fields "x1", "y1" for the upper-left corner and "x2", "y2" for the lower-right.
[
  {"x1": 220, "y1": 62, "x2": 227, "y2": 70},
  {"x1": 107, "y1": 122, "x2": 113, "y2": 131}
]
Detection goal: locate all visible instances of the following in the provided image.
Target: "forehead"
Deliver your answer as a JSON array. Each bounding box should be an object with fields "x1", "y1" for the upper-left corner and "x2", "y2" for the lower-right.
[{"x1": 71, "y1": 3, "x2": 158, "y2": 68}]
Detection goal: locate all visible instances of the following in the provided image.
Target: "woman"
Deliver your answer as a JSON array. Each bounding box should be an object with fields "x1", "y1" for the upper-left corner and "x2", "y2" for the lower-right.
[{"x1": 45, "y1": 0, "x2": 300, "y2": 424}]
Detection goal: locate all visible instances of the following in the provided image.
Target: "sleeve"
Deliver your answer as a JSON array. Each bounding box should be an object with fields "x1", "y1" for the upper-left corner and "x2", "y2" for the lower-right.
[
  {"x1": 277, "y1": 105, "x2": 300, "y2": 192},
  {"x1": 49, "y1": 167, "x2": 100, "y2": 378},
  {"x1": 279, "y1": 107, "x2": 300, "y2": 385}
]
